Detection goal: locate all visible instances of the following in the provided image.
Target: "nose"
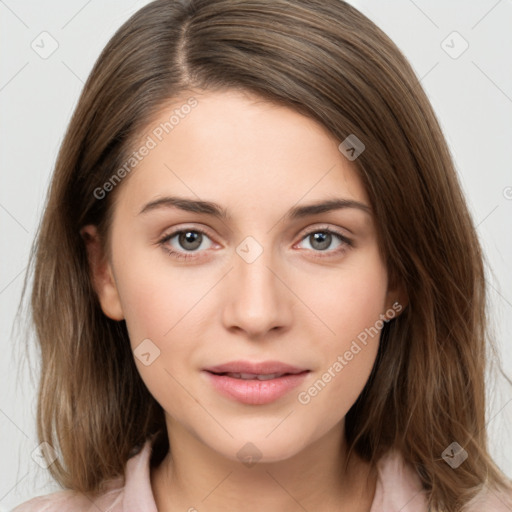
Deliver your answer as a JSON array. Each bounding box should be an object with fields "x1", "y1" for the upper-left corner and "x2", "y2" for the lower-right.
[{"x1": 221, "y1": 242, "x2": 292, "y2": 339}]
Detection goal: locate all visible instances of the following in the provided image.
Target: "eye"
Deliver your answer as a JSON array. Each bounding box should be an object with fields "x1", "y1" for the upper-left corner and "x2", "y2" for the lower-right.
[
  {"x1": 157, "y1": 225, "x2": 353, "y2": 261},
  {"x1": 158, "y1": 228, "x2": 215, "y2": 260},
  {"x1": 295, "y1": 226, "x2": 352, "y2": 258}
]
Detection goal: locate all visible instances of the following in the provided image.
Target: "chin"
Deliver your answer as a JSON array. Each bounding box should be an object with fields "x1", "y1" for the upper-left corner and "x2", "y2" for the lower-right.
[{"x1": 206, "y1": 430, "x2": 313, "y2": 466}]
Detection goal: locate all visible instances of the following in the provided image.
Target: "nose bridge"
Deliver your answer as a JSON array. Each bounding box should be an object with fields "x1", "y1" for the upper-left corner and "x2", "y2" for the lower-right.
[{"x1": 222, "y1": 235, "x2": 290, "y2": 336}]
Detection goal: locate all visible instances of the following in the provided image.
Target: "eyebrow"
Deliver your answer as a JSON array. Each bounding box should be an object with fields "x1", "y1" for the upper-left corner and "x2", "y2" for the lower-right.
[{"x1": 138, "y1": 196, "x2": 371, "y2": 220}]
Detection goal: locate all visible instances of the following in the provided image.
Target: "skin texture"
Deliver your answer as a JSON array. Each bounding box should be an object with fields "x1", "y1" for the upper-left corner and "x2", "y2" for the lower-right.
[{"x1": 83, "y1": 89, "x2": 406, "y2": 512}]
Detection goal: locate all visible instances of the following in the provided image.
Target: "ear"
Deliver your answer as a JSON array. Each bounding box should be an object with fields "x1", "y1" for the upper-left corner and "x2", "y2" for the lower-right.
[
  {"x1": 384, "y1": 274, "x2": 408, "y2": 320},
  {"x1": 80, "y1": 225, "x2": 124, "y2": 321}
]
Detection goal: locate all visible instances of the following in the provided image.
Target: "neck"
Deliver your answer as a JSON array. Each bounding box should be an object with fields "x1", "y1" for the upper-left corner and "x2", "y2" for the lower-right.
[{"x1": 151, "y1": 418, "x2": 377, "y2": 512}]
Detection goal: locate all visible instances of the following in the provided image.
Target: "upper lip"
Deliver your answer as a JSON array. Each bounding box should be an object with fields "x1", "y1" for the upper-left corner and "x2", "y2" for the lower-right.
[{"x1": 204, "y1": 360, "x2": 308, "y2": 375}]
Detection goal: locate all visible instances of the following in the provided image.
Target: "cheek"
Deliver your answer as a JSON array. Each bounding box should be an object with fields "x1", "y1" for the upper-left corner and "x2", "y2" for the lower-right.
[
  {"x1": 308, "y1": 249, "x2": 389, "y2": 345},
  {"x1": 111, "y1": 248, "x2": 217, "y2": 408},
  {"x1": 296, "y1": 251, "x2": 387, "y2": 419},
  {"x1": 113, "y1": 244, "x2": 214, "y2": 346},
  {"x1": 297, "y1": 312, "x2": 381, "y2": 434},
  {"x1": 115, "y1": 263, "x2": 204, "y2": 418}
]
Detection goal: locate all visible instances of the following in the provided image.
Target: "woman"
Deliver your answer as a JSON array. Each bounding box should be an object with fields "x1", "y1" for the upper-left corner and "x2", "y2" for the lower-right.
[{"x1": 14, "y1": 0, "x2": 512, "y2": 510}]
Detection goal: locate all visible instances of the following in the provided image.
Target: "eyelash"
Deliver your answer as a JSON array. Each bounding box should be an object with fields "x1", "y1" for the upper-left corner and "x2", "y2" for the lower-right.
[{"x1": 157, "y1": 225, "x2": 353, "y2": 261}]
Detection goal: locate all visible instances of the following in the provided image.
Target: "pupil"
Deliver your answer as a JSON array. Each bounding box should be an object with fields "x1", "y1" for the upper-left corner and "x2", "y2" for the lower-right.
[
  {"x1": 311, "y1": 232, "x2": 330, "y2": 250},
  {"x1": 180, "y1": 231, "x2": 202, "y2": 250}
]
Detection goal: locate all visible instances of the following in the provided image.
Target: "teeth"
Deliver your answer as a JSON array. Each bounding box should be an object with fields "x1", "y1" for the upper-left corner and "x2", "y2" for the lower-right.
[
  {"x1": 225, "y1": 372, "x2": 284, "y2": 380},
  {"x1": 254, "y1": 373, "x2": 282, "y2": 380}
]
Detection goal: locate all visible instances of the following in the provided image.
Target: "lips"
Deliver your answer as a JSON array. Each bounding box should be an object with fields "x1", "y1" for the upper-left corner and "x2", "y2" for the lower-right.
[
  {"x1": 202, "y1": 360, "x2": 310, "y2": 405},
  {"x1": 204, "y1": 360, "x2": 307, "y2": 376}
]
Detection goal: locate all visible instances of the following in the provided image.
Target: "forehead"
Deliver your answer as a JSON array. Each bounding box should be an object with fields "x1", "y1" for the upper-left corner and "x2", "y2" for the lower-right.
[{"x1": 117, "y1": 88, "x2": 370, "y2": 218}]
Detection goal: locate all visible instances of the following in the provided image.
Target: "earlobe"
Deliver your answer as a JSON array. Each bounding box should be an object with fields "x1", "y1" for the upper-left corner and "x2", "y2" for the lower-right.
[{"x1": 80, "y1": 225, "x2": 124, "y2": 321}]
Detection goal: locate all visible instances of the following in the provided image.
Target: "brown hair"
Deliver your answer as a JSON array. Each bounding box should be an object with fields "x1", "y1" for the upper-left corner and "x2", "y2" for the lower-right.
[{"x1": 22, "y1": 0, "x2": 512, "y2": 510}]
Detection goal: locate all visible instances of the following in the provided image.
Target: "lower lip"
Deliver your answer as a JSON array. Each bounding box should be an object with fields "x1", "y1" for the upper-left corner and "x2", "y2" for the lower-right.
[{"x1": 203, "y1": 371, "x2": 310, "y2": 405}]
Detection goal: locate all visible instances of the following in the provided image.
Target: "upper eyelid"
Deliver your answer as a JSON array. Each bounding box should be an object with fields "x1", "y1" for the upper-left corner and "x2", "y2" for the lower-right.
[
  {"x1": 300, "y1": 224, "x2": 350, "y2": 238},
  {"x1": 159, "y1": 225, "x2": 215, "y2": 243}
]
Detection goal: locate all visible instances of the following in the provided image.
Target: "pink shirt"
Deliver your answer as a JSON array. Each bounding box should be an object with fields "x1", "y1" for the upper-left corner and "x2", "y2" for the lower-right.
[{"x1": 12, "y1": 440, "x2": 512, "y2": 511}]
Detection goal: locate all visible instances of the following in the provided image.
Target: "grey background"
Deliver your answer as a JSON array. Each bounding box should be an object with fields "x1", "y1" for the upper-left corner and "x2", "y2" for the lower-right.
[{"x1": 1, "y1": 0, "x2": 511, "y2": 509}]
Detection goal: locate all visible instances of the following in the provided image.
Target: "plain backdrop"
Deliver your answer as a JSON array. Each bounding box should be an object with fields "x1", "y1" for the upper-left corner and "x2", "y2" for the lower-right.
[{"x1": 1, "y1": 0, "x2": 511, "y2": 510}]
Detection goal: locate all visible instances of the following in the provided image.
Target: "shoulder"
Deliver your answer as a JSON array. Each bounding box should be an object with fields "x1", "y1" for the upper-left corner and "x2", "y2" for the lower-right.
[
  {"x1": 373, "y1": 449, "x2": 512, "y2": 512},
  {"x1": 371, "y1": 448, "x2": 429, "y2": 512},
  {"x1": 462, "y1": 484, "x2": 512, "y2": 512},
  {"x1": 11, "y1": 479, "x2": 125, "y2": 512},
  {"x1": 11, "y1": 438, "x2": 157, "y2": 512}
]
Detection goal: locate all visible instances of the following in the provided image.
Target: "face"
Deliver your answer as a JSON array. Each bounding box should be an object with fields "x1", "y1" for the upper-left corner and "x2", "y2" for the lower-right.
[{"x1": 86, "y1": 88, "x2": 402, "y2": 464}]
